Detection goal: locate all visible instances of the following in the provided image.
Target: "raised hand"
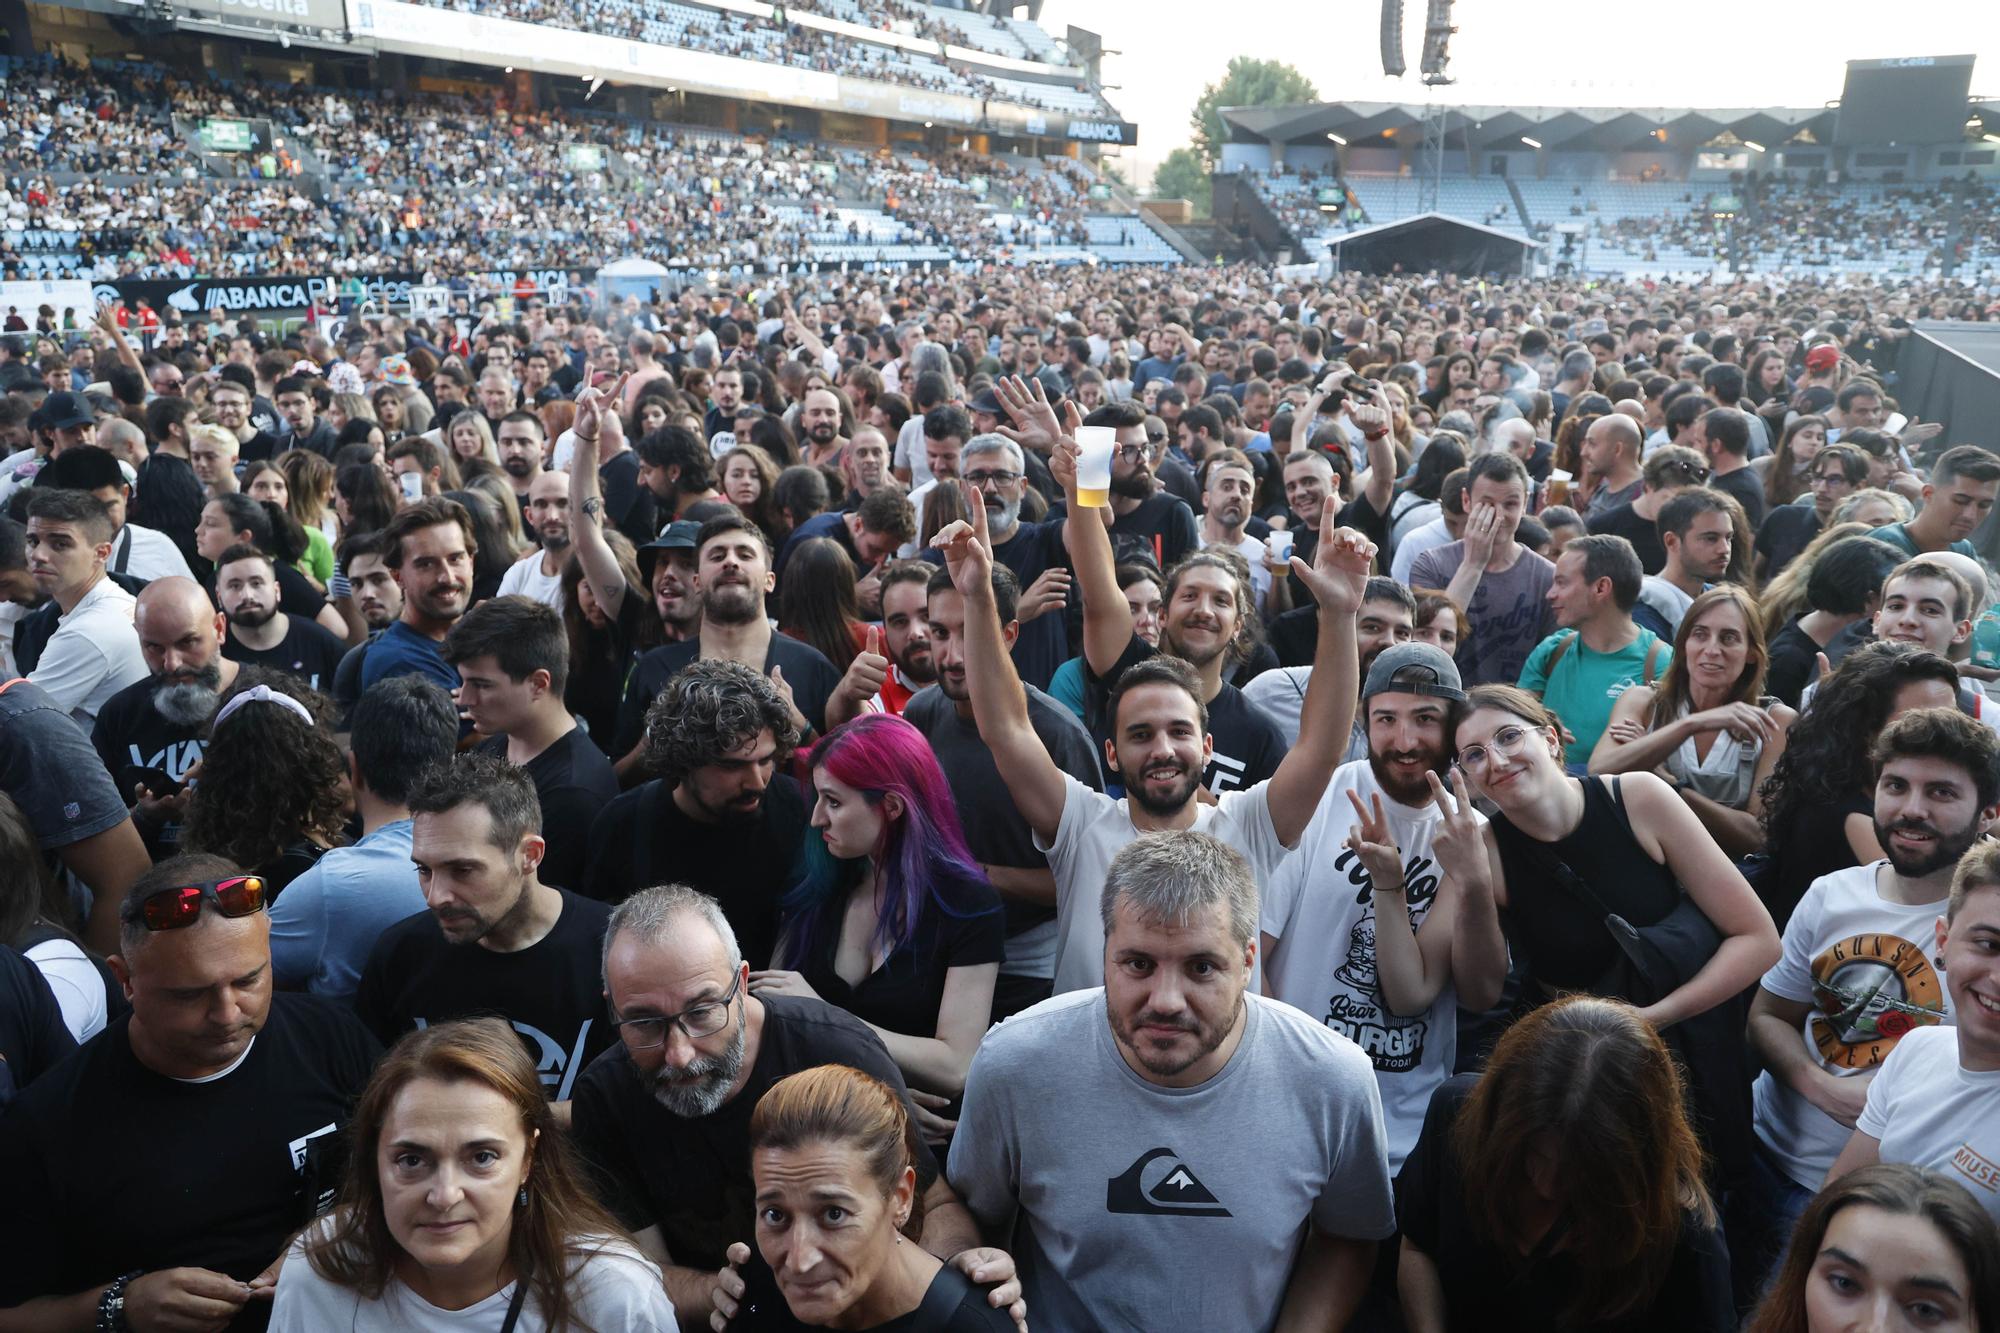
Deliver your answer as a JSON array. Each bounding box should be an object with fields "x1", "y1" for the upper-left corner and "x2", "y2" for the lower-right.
[
  {"x1": 1050, "y1": 430, "x2": 1081, "y2": 500},
  {"x1": 572, "y1": 371, "x2": 630, "y2": 447},
  {"x1": 1349, "y1": 388, "x2": 1390, "y2": 438},
  {"x1": 838, "y1": 624, "x2": 890, "y2": 706},
  {"x1": 992, "y1": 374, "x2": 1062, "y2": 451},
  {"x1": 934, "y1": 478, "x2": 994, "y2": 596},
  {"x1": 1344, "y1": 789, "x2": 1405, "y2": 895},
  {"x1": 1291, "y1": 500, "x2": 1375, "y2": 615},
  {"x1": 1425, "y1": 768, "x2": 1487, "y2": 886}
]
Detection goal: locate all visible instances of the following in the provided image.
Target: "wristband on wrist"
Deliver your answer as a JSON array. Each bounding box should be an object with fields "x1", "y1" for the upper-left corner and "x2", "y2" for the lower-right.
[
  {"x1": 1362, "y1": 429, "x2": 1389, "y2": 442},
  {"x1": 98, "y1": 1271, "x2": 141, "y2": 1332},
  {"x1": 1370, "y1": 877, "x2": 1407, "y2": 895}
]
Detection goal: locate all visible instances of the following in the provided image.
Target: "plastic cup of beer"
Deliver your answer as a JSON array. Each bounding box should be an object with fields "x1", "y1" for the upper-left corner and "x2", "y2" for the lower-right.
[
  {"x1": 1266, "y1": 530, "x2": 1295, "y2": 565},
  {"x1": 1075, "y1": 426, "x2": 1116, "y2": 508}
]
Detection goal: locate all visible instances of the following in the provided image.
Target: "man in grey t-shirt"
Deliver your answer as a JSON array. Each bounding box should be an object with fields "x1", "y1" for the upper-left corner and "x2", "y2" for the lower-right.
[
  {"x1": 1409, "y1": 452, "x2": 1555, "y2": 685},
  {"x1": 948, "y1": 832, "x2": 1394, "y2": 1331}
]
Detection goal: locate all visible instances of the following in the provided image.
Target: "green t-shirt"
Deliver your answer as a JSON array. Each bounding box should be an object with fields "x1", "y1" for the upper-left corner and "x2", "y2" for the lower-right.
[
  {"x1": 1518, "y1": 626, "x2": 1670, "y2": 766},
  {"x1": 1866, "y1": 522, "x2": 1978, "y2": 561}
]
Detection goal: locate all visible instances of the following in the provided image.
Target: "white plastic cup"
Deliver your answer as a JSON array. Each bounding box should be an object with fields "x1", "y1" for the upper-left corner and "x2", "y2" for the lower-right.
[
  {"x1": 1266, "y1": 530, "x2": 1296, "y2": 565},
  {"x1": 1075, "y1": 426, "x2": 1116, "y2": 508}
]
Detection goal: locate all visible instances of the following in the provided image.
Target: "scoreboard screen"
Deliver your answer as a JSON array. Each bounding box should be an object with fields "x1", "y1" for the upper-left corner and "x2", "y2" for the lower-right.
[{"x1": 1834, "y1": 55, "x2": 1976, "y2": 145}]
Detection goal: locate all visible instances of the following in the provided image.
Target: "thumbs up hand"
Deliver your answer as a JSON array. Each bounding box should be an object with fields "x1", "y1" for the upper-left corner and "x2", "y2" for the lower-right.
[{"x1": 836, "y1": 624, "x2": 891, "y2": 711}]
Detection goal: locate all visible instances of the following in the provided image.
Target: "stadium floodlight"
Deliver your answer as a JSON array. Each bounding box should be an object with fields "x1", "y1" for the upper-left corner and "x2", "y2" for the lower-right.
[
  {"x1": 1327, "y1": 132, "x2": 1347, "y2": 145},
  {"x1": 1743, "y1": 140, "x2": 1766, "y2": 153},
  {"x1": 1520, "y1": 136, "x2": 1542, "y2": 149}
]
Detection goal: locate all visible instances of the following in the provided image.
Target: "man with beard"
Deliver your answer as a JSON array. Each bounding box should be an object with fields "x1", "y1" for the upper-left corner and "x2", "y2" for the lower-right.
[
  {"x1": 495, "y1": 470, "x2": 570, "y2": 608},
  {"x1": 637, "y1": 520, "x2": 702, "y2": 644},
  {"x1": 1261, "y1": 644, "x2": 1506, "y2": 1174},
  {"x1": 918, "y1": 432, "x2": 1073, "y2": 691},
  {"x1": 574, "y1": 884, "x2": 1017, "y2": 1328},
  {"x1": 1198, "y1": 448, "x2": 1270, "y2": 610},
  {"x1": 360, "y1": 496, "x2": 477, "y2": 694},
  {"x1": 940, "y1": 449, "x2": 1371, "y2": 996},
  {"x1": 635, "y1": 424, "x2": 721, "y2": 523},
  {"x1": 826, "y1": 559, "x2": 936, "y2": 723},
  {"x1": 92, "y1": 577, "x2": 239, "y2": 858},
  {"x1": 798, "y1": 386, "x2": 850, "y2": 470},
  {"x1": 906, "y1": 561, "x2": 1101, "y2": 1019},
  {"x1": 495, "y1": 409, "x2": 547, "y2": 517},
  {"x1": 356, "y1": 751, "x2": 614, "y2": 1103},
  {"x1": 1742, "y1": 707, "x2": 1999, "y2": 1289},
  {"x1": 585, "y1": 661, "x2": 810, "y2": 968},
  {"x1": 214, "y1": 546, "x2": 347, "y2": 692},
  {"x1": 842, "y1": 425, "x2": 893, "y2": 506},
  {"x1": 703, "y1": 365, "x2": 743, "y2": 445},
  {"x1": 774, "y1": 484, "x2": 913, "y2": 582},
  {"x1": 610, "y1": 513, "x2": 841, "y2": 780},
  {"x1": 949, "y1": 832, "x2": 1394, "y2": 1329}
]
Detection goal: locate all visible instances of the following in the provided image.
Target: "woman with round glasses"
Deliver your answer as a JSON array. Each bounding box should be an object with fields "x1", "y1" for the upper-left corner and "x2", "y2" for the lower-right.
[
  {"x1": 1443, "y1": 684, "x2": 1779, "y2": 1185},
  {"x1": 271, "y1": 1018, "x2": 677, "y2": 1330}
]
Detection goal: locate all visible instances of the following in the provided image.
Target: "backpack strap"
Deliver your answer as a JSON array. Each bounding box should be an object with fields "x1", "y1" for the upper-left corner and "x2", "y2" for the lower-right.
[
  {"x1": 1642, "y1": 638, "x2": 1665, "y2": 685},
  {"x1": 1544, "y1": 630, "x2": 1580, "y2": 679}
]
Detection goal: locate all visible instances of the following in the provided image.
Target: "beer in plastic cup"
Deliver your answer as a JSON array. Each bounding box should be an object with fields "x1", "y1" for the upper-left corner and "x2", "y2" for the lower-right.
[
  {"x1": 1266, "y1": 530, "x2": 1295, "y2": 565},
  {"x1": 1075, "y1": 426, "x2": 1116, "y2": 508}
]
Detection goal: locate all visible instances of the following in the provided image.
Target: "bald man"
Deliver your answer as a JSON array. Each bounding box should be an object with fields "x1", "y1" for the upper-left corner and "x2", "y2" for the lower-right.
[
  {"x1": 90, "y1": 576, "x2": 240, "y2": 857},
  {"x1": 1580, "y1": 412, "x2": 1644, "y2": 518},
  {"x1": 496, "y1": 469, "x2": 571, "y2": 608}
]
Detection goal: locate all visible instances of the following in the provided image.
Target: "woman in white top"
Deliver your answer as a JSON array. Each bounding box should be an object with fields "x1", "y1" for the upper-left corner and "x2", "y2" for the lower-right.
[
  {"x1": 270, "y1": 1018, "x2": 677, "y2": 1331},
  {"x1": 1828, "y1": 843, "x2": 2000, "y2": 1223},
  {"x1": 0, "y1": 791, "x2": 115, "y2": 1043},
  {"x1": 1589, "y1": 585, "x2": 1796, "y2": 859}
]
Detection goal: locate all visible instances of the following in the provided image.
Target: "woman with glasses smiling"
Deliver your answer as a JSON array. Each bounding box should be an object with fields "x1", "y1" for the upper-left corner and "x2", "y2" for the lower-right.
[{"x1": 1445, "y1": 683, "x2": 1779, "y2": 1189}]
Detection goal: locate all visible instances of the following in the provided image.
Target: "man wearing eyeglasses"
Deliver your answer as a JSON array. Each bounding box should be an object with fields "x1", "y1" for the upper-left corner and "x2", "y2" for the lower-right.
[
  {"x1": 0, "y1": 853, "x2": 380, "y2": 1332},
  {"x1": 1755, "y1": 443, "x2": 1868, "y2": 582},
  {"x1": 575, "y1": 884, "x2": 1021, "y2": 1329}
]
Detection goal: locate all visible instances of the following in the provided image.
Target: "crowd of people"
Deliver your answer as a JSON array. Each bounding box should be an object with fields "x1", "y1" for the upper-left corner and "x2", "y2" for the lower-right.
[
  {"x1": 4, "y1": 255, "x2": 2000, "y2": 1332},
  {"x1": 0, "y1": 60, "x2": 1111, "y2": 282}
]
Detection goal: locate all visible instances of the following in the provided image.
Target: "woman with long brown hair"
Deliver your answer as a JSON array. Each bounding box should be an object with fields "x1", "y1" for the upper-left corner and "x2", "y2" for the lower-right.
[
  {"x1": 779, "y1": 537, "x2": 867, "y2": 673},
  {"x1": 1589, "y1": 585, "x2": 1796, "y2": 857},
  {"x1": 1747, "y1": 1164, "x2": 1999, "y2": 1333},
  {"x1": 1760, "y1": 413, "x2": 1829, "y2": 508},
  {"x1": 270, "y1": 1018, "x2": 676, "y2": 1329},
  {"x1": 1396, "y1": 996, "x2": 1733, "y2": 1331}
]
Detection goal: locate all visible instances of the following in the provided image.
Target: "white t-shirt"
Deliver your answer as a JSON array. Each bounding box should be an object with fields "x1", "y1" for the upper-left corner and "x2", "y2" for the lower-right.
[
  {"x1": 270, "y1": 1232, "x2": 677, "y2": 1331},
  {"x1": 1390, "y1": 517, "x2": 1453, "y2": 587},
  {"x1": 1751, "y1": 862, "x2": 1954, "y2": 1191},
  {"x1": 22, "y1": 935, "x2": 109, "y2": 1044},
  {"x1": 1857, "y1": 1025, "x2": 2000, "y2": 1219},
  {"x1": 1037, "y1": 772, "x2": 1289, "y2": 995},
  {"x1": 496, "y1": 549, "x2": 565, "y2": 608},
  {"x1": 110, "y1": 524, "x2": 194, "y2": 583},
  {"x1": 28, "y1": 575, "x2": 148, "y2": 726},
  {"x1": 893, "y1": 415, "x2": 932, "y2": 489},
  {"x1": 1262, "y1": 759, "x2": 1483, "y2": 1171}
]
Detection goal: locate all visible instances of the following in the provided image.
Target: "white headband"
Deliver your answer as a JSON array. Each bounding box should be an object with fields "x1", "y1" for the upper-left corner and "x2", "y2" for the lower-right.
[{"x1": 211, "y1": 684, "x2": 315, "y2": 731}]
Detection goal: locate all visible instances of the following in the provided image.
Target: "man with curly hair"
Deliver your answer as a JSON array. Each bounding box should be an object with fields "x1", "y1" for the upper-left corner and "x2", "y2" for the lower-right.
[{"x1": 582, "y1": 658, "x2": 808, "y2": 968}]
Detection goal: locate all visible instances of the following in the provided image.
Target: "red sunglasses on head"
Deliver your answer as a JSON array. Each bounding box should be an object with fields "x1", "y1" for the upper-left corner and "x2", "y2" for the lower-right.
[{"x1": 122, "y1": 876, "x2": 267, "y2": 933}]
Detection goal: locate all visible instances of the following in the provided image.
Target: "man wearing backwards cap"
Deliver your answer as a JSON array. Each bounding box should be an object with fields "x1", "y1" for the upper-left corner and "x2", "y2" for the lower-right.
[{"x1": 1259, "y1": 642, "x2": 1507, "y2": 1172}]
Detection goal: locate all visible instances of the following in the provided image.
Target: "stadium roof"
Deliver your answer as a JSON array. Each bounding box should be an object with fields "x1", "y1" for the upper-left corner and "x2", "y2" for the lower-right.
[{"x1": 1220, "y1": 101, "x2": 2000, "y2": 151}]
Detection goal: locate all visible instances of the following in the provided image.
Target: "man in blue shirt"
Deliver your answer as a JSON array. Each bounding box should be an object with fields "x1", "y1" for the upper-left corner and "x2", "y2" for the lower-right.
[
  {"x1": 359, "y1": 496, "x2": 477, "y2": 692},
  {"x1": 268, "y1": 675, "x2": 460, "y2": 995}
]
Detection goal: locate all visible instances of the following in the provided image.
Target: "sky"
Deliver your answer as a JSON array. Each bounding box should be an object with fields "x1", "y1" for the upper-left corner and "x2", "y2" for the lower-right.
[{"x1": 1032, "y1": 0, "x2": 2000, "y2": 189}]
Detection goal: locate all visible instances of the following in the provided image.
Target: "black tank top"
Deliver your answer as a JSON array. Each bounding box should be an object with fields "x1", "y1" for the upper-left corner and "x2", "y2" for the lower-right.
[{"x1": 1489, "y1": 777, "x2": 1683, "y2": 993}]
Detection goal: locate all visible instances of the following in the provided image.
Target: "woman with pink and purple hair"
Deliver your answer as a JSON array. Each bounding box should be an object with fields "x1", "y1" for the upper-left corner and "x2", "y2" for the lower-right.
[{"x1": 749, "y1": 713, "x2": 1004, "y2": 1144}]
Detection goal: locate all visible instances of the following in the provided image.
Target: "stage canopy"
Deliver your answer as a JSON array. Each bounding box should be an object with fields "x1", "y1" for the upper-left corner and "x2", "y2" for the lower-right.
[{"x1": 1324, "y1": 213, "x2": 1541, "y2": 277}]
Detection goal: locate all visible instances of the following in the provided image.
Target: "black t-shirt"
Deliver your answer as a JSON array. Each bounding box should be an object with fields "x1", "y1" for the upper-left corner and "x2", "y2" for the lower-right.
[
  {"x1": 1755, "y1": 503, "x2": 1821, "y2": 580},
  {"x1": 1085, "y1": 633, "x2": 1289, "y2": 796},
  {"x1": 600, "y1": 449, "x2": 658, "y2": 550},
  {"x1": 476, "y1": 728, "x2": 621, "y2": 893},
  {"x1": 567, "y1": 594, "x2": 645, "y2": 756},
  {"x1": 354, "y1": 889, "x2": 614, "y2": 1103},
  {"x1": 131, "y1": 452, "x2": 204, "y2": 567},
  {"x1": 1156, "y1": 455, "x2": 1201, "y2": 512},
  {"x1": 224, "y1": 615, "x2": 349, "y2": 692},
  {"x1": 790, "y1": 871, "x2": 1005, "y2": 1042},
  {"x1": 1397, "y1": 1075, "x2": 1735, "y2": 1333},
  {"x1": 1336, "y1": 490, "x2": 1391, "y2": 561},
  {"x1": 1107, "y1": 492, "x2": 1198, "y2": 571},
  {"x1": 0, "y1": 993, "x2": 379, "y2": 1320},
  {"x1": 583, "y1": 776, "x2": 808, "y2": 968},
  {"x1": 1764, "y1": 616, "x2": 1823, "y2": 709},
  {"x1": 0, "y1": 943, "x2": 75, "y2": 1109},
  {"x1": 1710, "y1": 468, "x2": 1766, "y2": 530},
  {"x1": 1587, "y1": 500, "x2": 1667, "y2": 573},
  {"x1": 613, "y1": 635, "x2": 841, "y2": 759},
  {"x1": 571, "y1": 994, "x2": 939, "y2": 1273},
  {"x1": 730, "y1": 1252, "x2": 1014, "y2": 1332},
  {"x1": 920, "y1": 519, "x2": 1071, "y2": 691},
  {"x1": 330, "y1": 631, "x2": 379, "y2": 727},
  {"x1": 91, "y1": 675, "x2": 210, "y2": 855},
  {"x1": 776, "y1": 509, "x2": 861, "y2": 579}
]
